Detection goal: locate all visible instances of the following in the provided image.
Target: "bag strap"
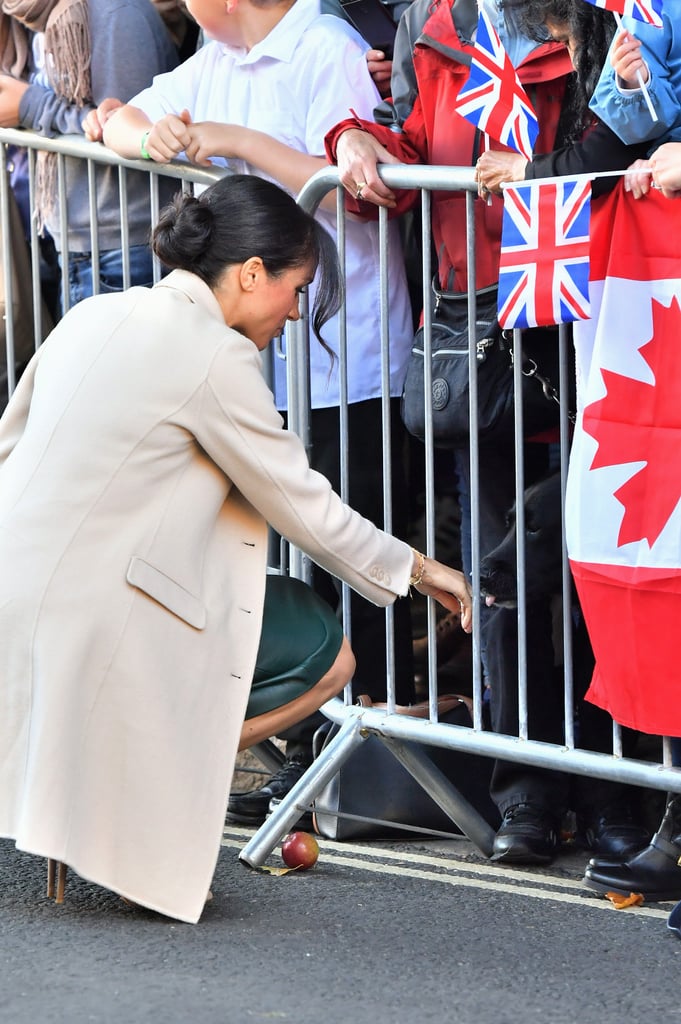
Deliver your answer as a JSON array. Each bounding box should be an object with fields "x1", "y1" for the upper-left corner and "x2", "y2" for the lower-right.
[{"x1": 356, "y1": 693, "x2": 472, "y2": 718}]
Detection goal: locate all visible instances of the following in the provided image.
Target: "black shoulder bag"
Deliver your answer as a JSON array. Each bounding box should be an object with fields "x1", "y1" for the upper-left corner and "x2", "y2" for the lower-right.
[{"x1": 401, "y1": 282, "x2": 569, "y2": 449}]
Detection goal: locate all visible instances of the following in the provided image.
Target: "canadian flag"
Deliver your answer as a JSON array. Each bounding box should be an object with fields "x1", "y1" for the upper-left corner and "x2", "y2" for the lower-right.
[{"x1": 566, "y1": 181, "x2": 681, "y2": 736}]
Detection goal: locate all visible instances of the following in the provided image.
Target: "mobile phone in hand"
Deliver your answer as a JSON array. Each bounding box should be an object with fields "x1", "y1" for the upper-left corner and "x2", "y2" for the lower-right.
[{"x1": 340, "y1": 0, "x2": 398, "y2": 59}]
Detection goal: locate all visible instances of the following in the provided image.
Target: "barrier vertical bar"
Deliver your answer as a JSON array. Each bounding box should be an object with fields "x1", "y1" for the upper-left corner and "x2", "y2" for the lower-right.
[
  {"x1": 0, "y1": 151, "x2": 15, "y2": 398},
  {"x1": 27, "y1": 148, "x2": 45, "y2": 354},
  {"x1": 335, "y1": 184, "x2": 352, "y2": 662},
  {"x1": 377, "y1": 204, "x2": 396, "y2": 710},
  {"x1": 559, "y1": 322, "x2": 576, "y2": 750},
  {"x1": 118, "y1": 165, "x2": 131, "y2": 291},
  {"x1": 57, "y1": 152, "x2": 69, "y2": 314},
  {"x1": 465, "y1": 188, "x2": 485, "y2": 733},
  {"x1": 87, "y1": 158, "x2": 100, "y2": 295},
  {"x1": 512, "y1": 327, "x2": 528, "y2": 740},
  {"x1": 418, "y1": 187, "x2": 440, "y2": 721}
]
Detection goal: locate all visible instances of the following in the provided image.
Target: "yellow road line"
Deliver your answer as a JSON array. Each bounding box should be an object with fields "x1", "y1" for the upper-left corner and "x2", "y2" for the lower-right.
[
  {"x1": 221, "y1": 829, "x2": 671, "y2": 921},
  {"x1": 223, "y1": 826, "x2": 593, "y2": 891}
]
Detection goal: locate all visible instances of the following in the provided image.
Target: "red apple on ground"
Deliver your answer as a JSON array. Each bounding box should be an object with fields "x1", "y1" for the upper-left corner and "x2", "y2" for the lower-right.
[{"x1": 281, "y1": 831, "x2": 319, "y2": 870}]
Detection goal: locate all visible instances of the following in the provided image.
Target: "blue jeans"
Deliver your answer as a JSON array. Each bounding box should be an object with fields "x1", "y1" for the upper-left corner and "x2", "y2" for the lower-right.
[{"x1": 61, "y1": 245, "x2": 155, "y2": 312}]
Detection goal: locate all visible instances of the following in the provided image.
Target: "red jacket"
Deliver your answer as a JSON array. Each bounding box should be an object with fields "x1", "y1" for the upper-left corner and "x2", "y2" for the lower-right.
[{"x1": 326, "y1": 0, "x2": 573, "y2": 293}]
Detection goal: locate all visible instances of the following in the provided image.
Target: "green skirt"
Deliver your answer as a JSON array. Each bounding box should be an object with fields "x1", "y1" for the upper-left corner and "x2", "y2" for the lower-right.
[{"x1": 245, "y1": 575, "x2": 344, "y2": 720}]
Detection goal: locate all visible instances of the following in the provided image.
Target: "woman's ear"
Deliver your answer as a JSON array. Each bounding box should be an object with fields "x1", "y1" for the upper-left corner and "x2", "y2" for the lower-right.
[{"x1": 238, "y1": 256, "x2": 265, "y2": 292}]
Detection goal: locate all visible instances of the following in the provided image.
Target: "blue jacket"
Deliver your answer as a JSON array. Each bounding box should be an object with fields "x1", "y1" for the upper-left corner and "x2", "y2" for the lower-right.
[{"x1": 589, "y1": 3, "x2": 681, "y2": 150}]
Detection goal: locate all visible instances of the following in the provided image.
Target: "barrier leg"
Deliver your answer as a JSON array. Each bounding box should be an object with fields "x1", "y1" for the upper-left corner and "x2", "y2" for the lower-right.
[
  {"x1": 238, "y1": 715, "x2": 368, "y2": 868},
  {"x1": 380, "y1": 736, "x2": 496, "y2": 857}
]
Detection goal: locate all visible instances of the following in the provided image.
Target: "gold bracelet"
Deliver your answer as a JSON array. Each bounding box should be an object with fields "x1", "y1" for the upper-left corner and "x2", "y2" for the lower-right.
[{"x1": 409, "y1": 549, "x2": 426, "y2": 588}]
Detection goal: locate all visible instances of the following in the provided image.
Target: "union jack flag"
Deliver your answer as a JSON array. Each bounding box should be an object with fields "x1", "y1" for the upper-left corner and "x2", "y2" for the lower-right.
[
  {"x1": 497, "y1": 178, "x2": 592, "y2": 330},
  {"x1": 452, "y1": 8, "x2": 538, "y2": 161},
  {"x1": 581, "y1": 0, "x2": 663, "y2": 28}
]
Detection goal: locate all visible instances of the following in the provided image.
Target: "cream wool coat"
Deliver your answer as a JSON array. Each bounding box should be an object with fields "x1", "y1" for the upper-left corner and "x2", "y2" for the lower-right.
[{"x1": 0, "y1": 269, "x2": 412, "y2": 923}]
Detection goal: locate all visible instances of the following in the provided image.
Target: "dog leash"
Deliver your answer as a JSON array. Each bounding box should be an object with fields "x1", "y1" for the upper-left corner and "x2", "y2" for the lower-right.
[{"x1": 503, "y1": 331, "x2": 577, "y2": 425}]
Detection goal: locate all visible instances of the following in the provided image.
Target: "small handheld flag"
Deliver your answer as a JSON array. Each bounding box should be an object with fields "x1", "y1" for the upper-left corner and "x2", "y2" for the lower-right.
[
  {"x1": 581, "y1": 0, "x2": 663, "y2": 30},
  {"x1": 497, "y1": 177, "x2": 592, "y2": 329},
  {"x1": 453, "y1": 8, "x2": 539, "y2": 161}
]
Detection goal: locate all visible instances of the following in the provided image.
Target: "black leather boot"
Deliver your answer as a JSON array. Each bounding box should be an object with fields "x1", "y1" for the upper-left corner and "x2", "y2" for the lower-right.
[
  {"x1": 583, "y1": 794, "x2": 681, "y2": 901},
  {"x1": 576, "y1": 800, "x2": 652, "y2": 862}
]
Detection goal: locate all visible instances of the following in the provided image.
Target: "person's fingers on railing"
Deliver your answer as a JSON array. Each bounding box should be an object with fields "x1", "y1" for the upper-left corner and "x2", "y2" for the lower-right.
[
  {"x1": 83, "y1": 99, "x2": 124, "y2": 143},
  {"x1": 347, "y1": 179, "x2": 397, "y2": 208},
  {"x1": 184, "y1": 124, "x2": 218, "y2": 168},
  {"x1": 97, "y1": 98, "x2": 124, "y2": 125},
  {"x1": 335, "y1": 129, "x2": 398, "y2": 206},
  {"x1": 476, "y1": 150, "x2": 527, "y2": 196},
  {"x1": 149, "y1": 113, "x2": 193, "y2": 161},
  {"x1": 82, "y1": 109, "x2": 102, "y2": 142}
]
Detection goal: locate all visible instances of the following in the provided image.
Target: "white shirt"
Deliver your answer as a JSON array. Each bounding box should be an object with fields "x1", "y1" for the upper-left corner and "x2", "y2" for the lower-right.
[{"x1": 131, "y1": 0, "x2": 413, "y2": 407}]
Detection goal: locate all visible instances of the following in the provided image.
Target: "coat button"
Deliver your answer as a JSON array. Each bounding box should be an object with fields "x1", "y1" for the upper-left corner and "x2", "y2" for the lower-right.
[{"x1": 370, "y1": 564, "x2": 387, "y2": 582}]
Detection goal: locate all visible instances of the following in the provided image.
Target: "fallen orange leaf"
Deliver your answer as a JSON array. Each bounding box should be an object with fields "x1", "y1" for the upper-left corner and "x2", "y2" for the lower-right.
[
  {"x1": 252, "y1": 864, "x2": 301, "y2": 876},
  {"x1": 604, "y1": 891, "x2": 644, "y2": 910}
]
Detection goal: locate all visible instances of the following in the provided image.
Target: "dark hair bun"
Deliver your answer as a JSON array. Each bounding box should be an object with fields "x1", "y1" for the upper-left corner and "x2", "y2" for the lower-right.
[{"x1": 152, "y1": 193, "x2": 214, "y2": 270}]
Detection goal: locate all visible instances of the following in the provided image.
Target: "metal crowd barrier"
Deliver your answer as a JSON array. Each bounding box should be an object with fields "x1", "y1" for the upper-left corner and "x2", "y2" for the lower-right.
[
  {"x1": 242, "y1": 165, "x2": 681, "y2": 868},
  {"x1": 0, "y1": 132, "x2": 678, "y2": 868}
]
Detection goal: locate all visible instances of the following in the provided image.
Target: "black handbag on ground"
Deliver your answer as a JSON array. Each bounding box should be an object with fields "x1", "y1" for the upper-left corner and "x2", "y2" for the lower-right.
[
  {"x1": 311, "y1": 695, "x2": 500, "y2": 841},
  {"x1": 400, "y1": 282, "x2": 568, "y2": 449}
]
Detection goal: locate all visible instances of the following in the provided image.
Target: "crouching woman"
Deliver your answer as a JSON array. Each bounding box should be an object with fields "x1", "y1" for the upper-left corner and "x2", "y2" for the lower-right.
[{"x1": 0, "y1": 174, "x2": 471, "y2": 923}]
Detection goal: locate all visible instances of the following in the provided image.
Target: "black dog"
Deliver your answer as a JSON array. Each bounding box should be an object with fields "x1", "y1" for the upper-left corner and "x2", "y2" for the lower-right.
[{"x1": 479, "y1": 471, "x2": 564, "y2": 608}]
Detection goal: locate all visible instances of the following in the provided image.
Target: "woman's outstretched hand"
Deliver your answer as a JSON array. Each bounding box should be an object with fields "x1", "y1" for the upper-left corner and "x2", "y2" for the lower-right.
[{"x1": 412, "y1": 554, "x2": 472, "y2": 632}]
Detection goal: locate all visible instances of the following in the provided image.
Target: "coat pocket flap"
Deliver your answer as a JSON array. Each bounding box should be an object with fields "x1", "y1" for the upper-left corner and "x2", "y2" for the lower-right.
[{"x1": 126, "y1": 556, "x2": 206, "y2": 630}]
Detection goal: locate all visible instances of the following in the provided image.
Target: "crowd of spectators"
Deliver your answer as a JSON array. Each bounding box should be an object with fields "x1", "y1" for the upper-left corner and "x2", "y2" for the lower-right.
[{"x1": 0, "y1": 0, "x2": 680, "y2": 924}]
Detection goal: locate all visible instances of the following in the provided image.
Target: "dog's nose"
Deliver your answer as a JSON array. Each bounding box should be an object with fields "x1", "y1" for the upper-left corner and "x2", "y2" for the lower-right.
[{"x1": 479, "y1": 563, "x2": 518, "y2": 607}]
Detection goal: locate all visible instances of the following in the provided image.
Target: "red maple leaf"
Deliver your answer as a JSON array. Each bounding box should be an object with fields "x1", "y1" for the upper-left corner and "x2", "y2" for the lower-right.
[{"x1": 582, "y1": 295, "x2": 681, "y2": 548}]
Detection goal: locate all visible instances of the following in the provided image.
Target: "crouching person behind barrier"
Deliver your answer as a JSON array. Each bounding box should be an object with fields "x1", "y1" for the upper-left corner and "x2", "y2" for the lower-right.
[{"x1": 0, "y1": 174, "x2": 471, "y2": 924}]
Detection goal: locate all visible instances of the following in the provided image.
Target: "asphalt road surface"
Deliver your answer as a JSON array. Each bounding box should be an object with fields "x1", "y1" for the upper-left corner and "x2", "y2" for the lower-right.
[{"x1": 1, "y1": 826, "x2": 679, "y2": 1024}]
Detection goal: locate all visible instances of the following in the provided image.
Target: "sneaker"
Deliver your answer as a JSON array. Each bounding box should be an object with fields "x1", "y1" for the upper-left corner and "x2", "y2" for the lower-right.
[
  {"x1": 491, "y1": 802, "x2": 560, "y2": 864},
  {"x1": 226, "y1": 754, "x2": 311, "y2": 826}
]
